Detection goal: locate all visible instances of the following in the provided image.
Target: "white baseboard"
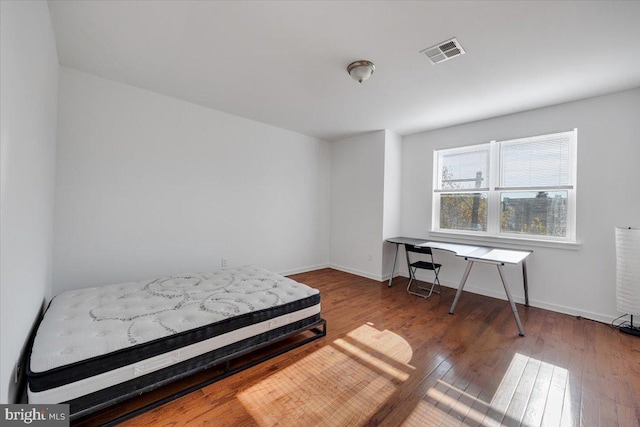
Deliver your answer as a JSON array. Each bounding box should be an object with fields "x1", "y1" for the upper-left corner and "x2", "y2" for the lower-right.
[
  {"x1": 328, "y1": 264, "x2": 384, "y2": 282},
  {"x1": 282, "y1": 264, "x2": 621, "y2": 326},
  {"x1": 279, "y1": 263, "x2": 330, "y2": 276},
  {"x1": 410, "y1": 270, "x2": 619, "y2": 325}
]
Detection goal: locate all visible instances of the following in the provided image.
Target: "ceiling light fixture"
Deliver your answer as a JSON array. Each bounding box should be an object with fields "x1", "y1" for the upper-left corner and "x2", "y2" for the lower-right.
[{"x1": 347, "y1": 60, "x2": 375, "y2": 83}]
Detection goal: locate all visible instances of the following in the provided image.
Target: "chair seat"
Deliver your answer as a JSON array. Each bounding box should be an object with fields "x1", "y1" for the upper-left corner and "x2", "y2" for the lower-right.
[
  {"x1": 410, "y1": 261, "x2": 441, "y2": 270},
  {"x1": 405, "y1": 244, "x2": 442, "y2": 299}
]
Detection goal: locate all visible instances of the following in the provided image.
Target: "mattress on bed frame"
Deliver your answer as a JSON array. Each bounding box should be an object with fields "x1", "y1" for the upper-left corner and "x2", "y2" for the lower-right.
[{"x1": 27, "y1": 265, "x2": 322, "y2": 416}]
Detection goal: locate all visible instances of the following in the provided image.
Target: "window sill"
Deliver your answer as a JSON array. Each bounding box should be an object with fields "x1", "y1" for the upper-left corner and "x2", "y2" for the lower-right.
[{"x1": 428, "y1": 230, "x2": 581, "y2": 251}]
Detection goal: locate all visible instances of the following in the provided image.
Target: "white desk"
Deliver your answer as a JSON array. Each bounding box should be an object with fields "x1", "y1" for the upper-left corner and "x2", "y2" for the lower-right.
[
  {"x1": 386, "y1": 237, "x2": 532, "y2": 336},
  {"x1": 420, "y1": 241, "x2": 531, "y2": 336}
]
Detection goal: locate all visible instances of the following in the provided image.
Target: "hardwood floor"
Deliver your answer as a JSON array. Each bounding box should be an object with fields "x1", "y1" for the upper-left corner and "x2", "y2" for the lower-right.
[{"x1": 86, "y1": 268, "x2": 640, "y2": 426}]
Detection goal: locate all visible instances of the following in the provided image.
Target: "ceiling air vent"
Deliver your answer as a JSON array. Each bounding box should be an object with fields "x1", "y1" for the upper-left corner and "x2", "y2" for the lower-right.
[{"x1": 420, "y1": 37, "x2": 465, "y2": 65}]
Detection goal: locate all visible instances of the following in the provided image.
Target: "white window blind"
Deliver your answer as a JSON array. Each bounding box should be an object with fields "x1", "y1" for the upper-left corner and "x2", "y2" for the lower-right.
[
  {"x1": 436, "y1": 145, "x2": 490, "y2": 192},
  {"x1": 498, "y1": 131, "x2": 574, "y2": 190}
]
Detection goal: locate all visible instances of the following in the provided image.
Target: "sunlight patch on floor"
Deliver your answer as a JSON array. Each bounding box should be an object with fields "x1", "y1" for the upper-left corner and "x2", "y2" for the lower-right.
[
  {"x1": 402, "y1": 352, "x2": 571, "y2": 427},
  {"x1": 238, "y1": 323, "x2": 413, "y2": 426}
]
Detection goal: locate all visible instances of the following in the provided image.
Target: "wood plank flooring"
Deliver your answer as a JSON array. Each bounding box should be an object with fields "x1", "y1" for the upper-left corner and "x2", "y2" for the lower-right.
[{"x1": 82, "y1": 268, "x2": 640, "y2": 426}]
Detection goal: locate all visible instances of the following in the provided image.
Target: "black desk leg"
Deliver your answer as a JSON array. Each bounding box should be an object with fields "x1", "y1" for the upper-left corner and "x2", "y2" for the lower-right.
[
  {"x1": 388, "y1": 244, "x2": 399, "y2": 287},
  {"x1": 522, "y1": 259, "x2": 529, "y2": 306}
]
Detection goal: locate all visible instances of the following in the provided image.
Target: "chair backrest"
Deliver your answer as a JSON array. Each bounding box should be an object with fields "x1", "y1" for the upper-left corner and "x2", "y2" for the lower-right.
[{"x1": 405, "y1": 245, "x2": 433, "y2": 255}]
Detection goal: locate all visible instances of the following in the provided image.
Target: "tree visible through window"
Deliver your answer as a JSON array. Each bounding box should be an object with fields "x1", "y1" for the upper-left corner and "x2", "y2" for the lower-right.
[
  {"x1": 433, "y1": 130, "x2": 577, "y2": 242},
  {"x1": 440, "y1": 167, "x2": 487, "y2": 231}
]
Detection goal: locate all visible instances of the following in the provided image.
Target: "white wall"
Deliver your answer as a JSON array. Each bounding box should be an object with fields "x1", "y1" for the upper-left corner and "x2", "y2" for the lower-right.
[
  {"x1": 400, "y1": 88, "x2": 640, "y2": 323},
  {"x1": 329, "y1": 129, "x2": 403, "y2": 281},
  {"x1": 330, "y1": 131, "x2": 386, "y2": 280},
  {"x1": 0, "y1": 1, "x2": 59, "y2": 403},
  {"x1": 53, "y1": 68, "x2": 330, "y2": 293},
  {"x1": 382, "y1": 130, "x2": 403, "y2": 278}
]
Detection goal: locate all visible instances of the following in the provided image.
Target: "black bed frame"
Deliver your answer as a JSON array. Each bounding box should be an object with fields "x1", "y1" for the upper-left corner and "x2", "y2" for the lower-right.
[{"x1": 71, "y1": 318, "x2": 326, "y2": 426}]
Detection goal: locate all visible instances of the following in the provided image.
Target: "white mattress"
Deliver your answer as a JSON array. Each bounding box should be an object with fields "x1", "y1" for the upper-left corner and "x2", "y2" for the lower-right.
[{"x1": 27, "y1": 265, "x2": 321, "y2": 409}]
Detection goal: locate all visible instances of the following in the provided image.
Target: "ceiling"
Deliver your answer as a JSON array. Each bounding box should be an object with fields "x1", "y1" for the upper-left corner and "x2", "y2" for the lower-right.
[{"x1": 47, "y1": 1, "x2": 640, "y2": 142}]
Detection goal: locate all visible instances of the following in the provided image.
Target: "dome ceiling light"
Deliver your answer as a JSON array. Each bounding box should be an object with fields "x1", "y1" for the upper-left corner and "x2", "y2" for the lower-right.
[{"x1": 347, "y1": 60, "x2": 375, "y2": 83}]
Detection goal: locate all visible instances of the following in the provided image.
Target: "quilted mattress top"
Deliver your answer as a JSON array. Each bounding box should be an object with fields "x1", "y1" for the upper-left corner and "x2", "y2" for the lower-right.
[{"x1": 30, "y1": 265, "x2": 319, "y2": 373}]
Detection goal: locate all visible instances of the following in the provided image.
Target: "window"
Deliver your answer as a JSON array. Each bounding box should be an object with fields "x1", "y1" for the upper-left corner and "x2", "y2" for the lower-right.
[{"x1": 433, "y1": 129, "x2": 577, "y2": 242}]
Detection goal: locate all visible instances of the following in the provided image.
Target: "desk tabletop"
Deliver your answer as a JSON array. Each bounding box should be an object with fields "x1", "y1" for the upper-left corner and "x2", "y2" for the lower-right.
[
  {"x1": 386, "y1": 236, "x2": 428, "y2": 246},
  {"x1": 386, "y1": 236, "x2": 532, "y2": 265},
  {"x1": 421, "y1": 241, "x2": 531, "y2": 265}
]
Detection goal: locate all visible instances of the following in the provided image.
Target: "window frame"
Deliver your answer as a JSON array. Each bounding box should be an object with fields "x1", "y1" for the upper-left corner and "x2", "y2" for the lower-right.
[{"x1": 432, "y1": 129, "x2": 577, "y2": 243}]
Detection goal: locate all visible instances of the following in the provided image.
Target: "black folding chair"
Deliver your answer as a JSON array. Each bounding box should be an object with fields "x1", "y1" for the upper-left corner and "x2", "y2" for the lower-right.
[{"x1": 405, "y1": 245, "x2": 442, "y2": 298}]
